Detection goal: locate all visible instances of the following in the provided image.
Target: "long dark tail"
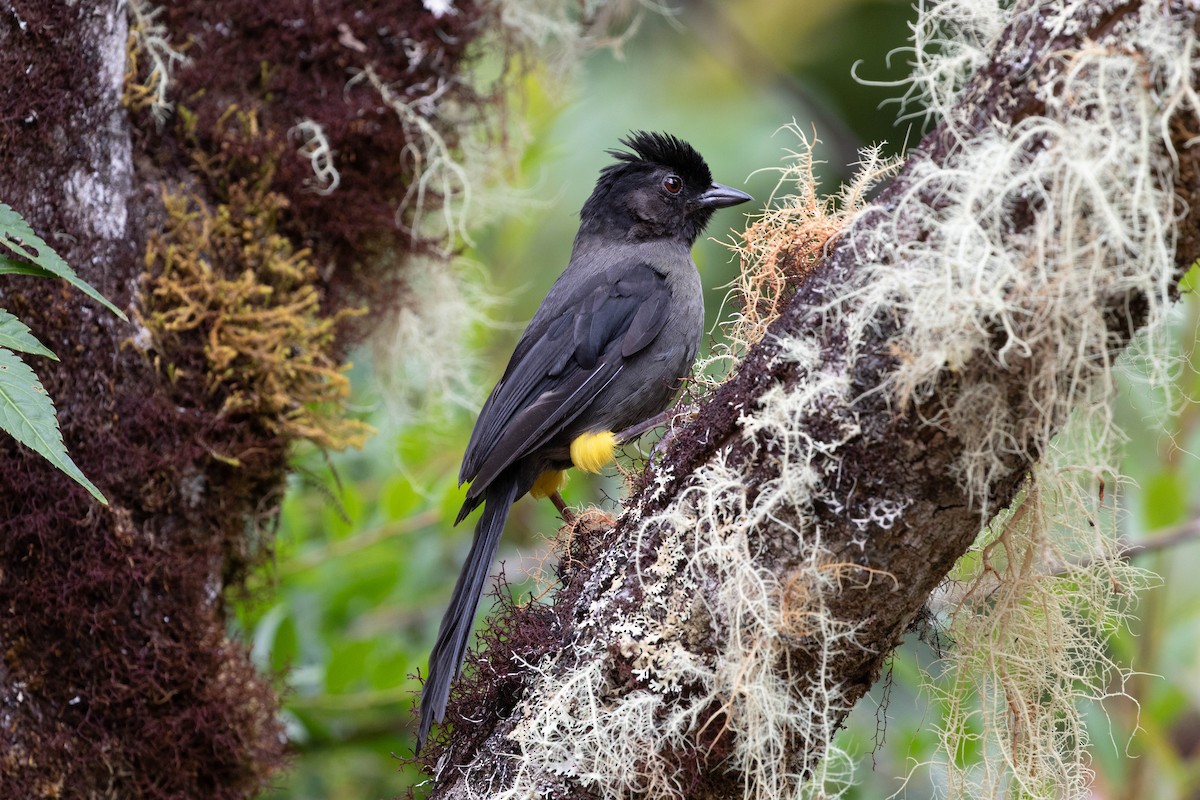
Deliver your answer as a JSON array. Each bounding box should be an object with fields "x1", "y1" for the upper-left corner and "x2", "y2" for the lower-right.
[{"x1": 416, "y1": 477, "x2": 518, "y2": 752}]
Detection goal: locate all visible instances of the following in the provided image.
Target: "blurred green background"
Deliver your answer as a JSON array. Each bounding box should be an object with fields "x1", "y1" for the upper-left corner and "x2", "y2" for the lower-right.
[{"x1": 237, "y1": 2, "x2": 1200, "y2": 797}]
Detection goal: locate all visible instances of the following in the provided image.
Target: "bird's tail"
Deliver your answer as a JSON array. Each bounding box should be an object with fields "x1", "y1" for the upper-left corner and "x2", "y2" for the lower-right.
[{"x1": 416, "y1": 477, "x2": 518, "y2": 753}]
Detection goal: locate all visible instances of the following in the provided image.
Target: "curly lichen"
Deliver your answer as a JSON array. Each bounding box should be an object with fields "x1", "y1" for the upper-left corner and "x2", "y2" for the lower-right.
[{"x1": 122, "y1": 0, "x2": 187, "y2": 125}]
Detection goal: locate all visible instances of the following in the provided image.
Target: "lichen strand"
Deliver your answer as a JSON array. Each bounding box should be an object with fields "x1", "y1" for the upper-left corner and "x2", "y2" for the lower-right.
[
  {"x1": 141, "y1": 176, "x2": 371, "y2": 452},
  {"x1": 123, "y1": 0, "x2": 187, "y2": 124}
]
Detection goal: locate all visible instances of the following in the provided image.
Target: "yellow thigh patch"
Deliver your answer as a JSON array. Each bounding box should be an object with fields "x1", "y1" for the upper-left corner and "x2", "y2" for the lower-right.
[
  {"x1": 530, "y1": 469, "x2": 568, "y2": 499},
  {"x1": 570, "y1": 430, "x2": 618, "y2": 474}
]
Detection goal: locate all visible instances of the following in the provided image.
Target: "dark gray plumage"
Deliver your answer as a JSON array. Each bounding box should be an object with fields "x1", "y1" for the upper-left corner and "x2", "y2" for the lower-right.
[{"x1": 416, "y1": 132, "x2": 752, "y2": 751}]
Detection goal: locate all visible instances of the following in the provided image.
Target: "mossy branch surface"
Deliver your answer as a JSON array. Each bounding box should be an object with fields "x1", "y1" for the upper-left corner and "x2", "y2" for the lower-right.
[{"x1": 424, "y1": 2, "x2": 1200, "y2": 798}]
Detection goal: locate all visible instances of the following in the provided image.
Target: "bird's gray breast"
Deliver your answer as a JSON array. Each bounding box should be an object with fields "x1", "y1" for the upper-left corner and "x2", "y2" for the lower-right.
[{"x1": 590, "y1": 255, "x2": 704, "y2": 431}]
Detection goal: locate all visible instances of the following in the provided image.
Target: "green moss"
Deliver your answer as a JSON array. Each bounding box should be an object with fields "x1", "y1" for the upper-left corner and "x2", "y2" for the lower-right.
[{"x1": 141, "y1": 171, "x2": 371, "y2": 452}]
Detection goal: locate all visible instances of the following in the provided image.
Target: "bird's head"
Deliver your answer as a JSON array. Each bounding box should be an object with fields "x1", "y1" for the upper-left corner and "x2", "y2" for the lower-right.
[{"x1": 578, "y1": 131, "x2": 752, "y2": 247}]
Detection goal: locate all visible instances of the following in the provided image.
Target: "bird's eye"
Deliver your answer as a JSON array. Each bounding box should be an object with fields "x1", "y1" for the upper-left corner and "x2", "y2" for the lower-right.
[{"x1": 662, "y1": 174, "x2": 683, "y2": 195}]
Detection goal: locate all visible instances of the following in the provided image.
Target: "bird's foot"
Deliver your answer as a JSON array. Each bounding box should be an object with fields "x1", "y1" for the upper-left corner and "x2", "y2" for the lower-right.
[
  {"x1": 549, "y1": 491, "x2": 576, "y2": 523},
  {"x1": 615, "y1": 409, "x2": 673, "y2": 445}
]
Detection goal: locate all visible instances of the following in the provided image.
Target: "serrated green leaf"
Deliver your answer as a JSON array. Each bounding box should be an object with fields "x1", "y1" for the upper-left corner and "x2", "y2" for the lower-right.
[
  {"x1": 0, "y1": 204, "x2": 127, "y2": 321},
  {"x1": 0, "y1": 255, "x2": 56, "y2": 279},
  {"x1": 0, "y1": 347, "x2": 107, "y2": 504},
  {"x1": 0, "y1": 308, "x2": 57, "y2": 360}
]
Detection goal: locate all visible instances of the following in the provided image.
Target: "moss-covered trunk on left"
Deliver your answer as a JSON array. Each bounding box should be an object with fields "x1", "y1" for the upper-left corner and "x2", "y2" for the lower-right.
[
  {"x1": 0, "y1": 1, "x2": 512, "y2": 796},
  {"x1": 0, "y1": 4, "x2": 285, "y2": 797}
]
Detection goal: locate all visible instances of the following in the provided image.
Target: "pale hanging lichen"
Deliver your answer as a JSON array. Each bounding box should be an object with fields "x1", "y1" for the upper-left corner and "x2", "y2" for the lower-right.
[
  {"x1": 466, "y1": 3, "x2": 1197, "y2": 799},
  {"x1": 847, "y1": 2, "x2": 1196, "y2": 796},
  {"x1": 123, "y1": 0, "x2": 188, "y2": 125},
  {"x1": 289, "y1": 120, "x2": 341, "y2": 197}
]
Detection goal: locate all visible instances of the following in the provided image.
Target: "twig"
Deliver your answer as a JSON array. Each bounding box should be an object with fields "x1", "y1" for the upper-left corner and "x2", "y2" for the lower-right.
[{"x1": 1059, "y1": 516, "x2": 1200, "y2": 575}]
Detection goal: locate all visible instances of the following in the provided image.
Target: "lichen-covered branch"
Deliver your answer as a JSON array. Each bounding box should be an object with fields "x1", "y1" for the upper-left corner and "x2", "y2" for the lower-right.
[{"x1": 425, "y1": 2, "x2": 1200, "y2": 797}]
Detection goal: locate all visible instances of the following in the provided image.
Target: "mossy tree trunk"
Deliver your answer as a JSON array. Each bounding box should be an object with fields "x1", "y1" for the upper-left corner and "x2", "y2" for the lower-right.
[
  {"x1": 0, "y1": 1, "x2": 510, "y2": 797},
  {"x1": 421, "y1": 1, "x2": 1200, "y2": 797}
]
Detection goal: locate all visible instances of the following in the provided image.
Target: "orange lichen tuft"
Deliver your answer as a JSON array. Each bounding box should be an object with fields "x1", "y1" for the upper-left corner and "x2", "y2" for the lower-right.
[{"x1": 723, "y1": 127, "x2": 901, "y2": 359}]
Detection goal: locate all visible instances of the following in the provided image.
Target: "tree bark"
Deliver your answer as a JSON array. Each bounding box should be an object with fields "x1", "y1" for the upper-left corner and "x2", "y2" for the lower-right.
[
  {"x1": 0, "y1": 2, "x2": 512, "y2": 797},
  {"x1": 424, "y1": 1, "x2": 1200, "y2": 796}
]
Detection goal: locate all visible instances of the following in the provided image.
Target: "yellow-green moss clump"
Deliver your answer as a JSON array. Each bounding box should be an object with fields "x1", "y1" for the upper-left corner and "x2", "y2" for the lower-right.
[{"x1": 140, "y1": 181, "x2": 370, "y2": 452}]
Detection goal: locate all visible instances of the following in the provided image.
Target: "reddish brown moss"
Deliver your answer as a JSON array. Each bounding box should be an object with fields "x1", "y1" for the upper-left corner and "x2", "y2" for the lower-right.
[
  {"x1": 145, "y1": 0, "x2": 507, "y2": 331},
  {"x1": 0, "y1": 314, "x2": 289, "y2": 798},
  {"x1": 1, "y1": 0, "x2": 516, "y2": 797}
]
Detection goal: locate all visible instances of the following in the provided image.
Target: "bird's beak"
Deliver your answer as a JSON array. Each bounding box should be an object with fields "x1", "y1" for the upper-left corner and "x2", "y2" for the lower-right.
[{"x1": 697, "y1": 182, "x2": 753, "y2": 209}]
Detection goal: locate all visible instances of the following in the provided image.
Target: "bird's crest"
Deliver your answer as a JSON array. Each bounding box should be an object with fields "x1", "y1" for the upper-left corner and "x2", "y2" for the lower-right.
[{"x1": 604, "y1": 131, "x2": 712, "y2": 187}]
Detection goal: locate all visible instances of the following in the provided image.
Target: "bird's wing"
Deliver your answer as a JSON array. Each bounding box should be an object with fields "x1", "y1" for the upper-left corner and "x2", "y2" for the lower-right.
[{"x1": 459, "y1": 260, "x2": 671, "y2": 493}]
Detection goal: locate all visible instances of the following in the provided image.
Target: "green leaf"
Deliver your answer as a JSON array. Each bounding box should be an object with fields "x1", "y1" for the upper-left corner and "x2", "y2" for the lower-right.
[
  {"x1": 0, "y1": 308, "x2": 58, "y2": 360},
  {"x1": 0, "y1": 204, "x2": 127, "y2": 321},
  {"x1": 381, "y1": 473, "x2": 419, "y2": 520},
  {"x1": 0, "y1": 255, "x2": 56, "y2": 278},
  {"x1": 251, "y1": 603, "x2": 299, "y2": 674},
  {"x1": 0, "y1": 347, "x2": 107, "y2": 504}
]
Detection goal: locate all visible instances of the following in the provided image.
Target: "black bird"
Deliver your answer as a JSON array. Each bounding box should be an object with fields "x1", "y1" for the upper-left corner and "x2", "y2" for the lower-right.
[{"x1": 417, "y1": 131, "x2": 752, "y2": 750}]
